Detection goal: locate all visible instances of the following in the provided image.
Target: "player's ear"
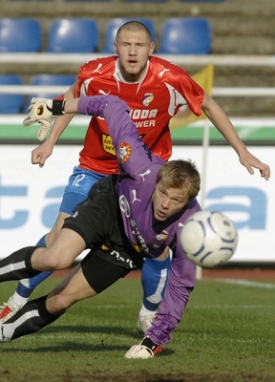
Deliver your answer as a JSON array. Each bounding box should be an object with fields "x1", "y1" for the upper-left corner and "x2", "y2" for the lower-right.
[
  {"x1": 114, "y1": 42, "x2": 118, "y2": 54},
  {"x1": 149, "y1": 41, "x2": 155, "y2": 56}
]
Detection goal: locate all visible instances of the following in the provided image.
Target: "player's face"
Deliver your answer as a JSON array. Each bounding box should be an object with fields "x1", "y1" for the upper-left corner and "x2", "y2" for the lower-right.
[
  {"x1": 152, "y1": 182, "x2": 189, "y2": 221},
  {"x1": 115, "y1": 30, "x2": 155, "y2": 82}
]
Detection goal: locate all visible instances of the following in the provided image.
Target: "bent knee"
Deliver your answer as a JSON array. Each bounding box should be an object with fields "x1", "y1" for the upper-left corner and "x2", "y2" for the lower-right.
[
  {"x1": 46, "y1": 227, "x2": 62, "y2": 247},
  {"x1": 39, "y1": 249, "x2": 72, "y2": 270}
]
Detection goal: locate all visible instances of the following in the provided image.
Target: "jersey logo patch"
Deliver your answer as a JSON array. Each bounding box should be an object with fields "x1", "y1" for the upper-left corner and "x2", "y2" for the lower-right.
[
  {"x1": 142, "y1": 93, "x2": 154, "y2": 107},
  {"x1": 159, "y1": 65, "x2": 170, "y2": 77},
  {"x1": 92, "y1": 63, "x2": 103, "y2": 74},
  {"x1": 99, "y1": 89, "x2": 110, "y2": 95},
  {"x1": 102, "y1": 134, "x2": 116, "y2": 156},
  {"x1": 138, "y1": 169, "x2": 151, "y2": 181},
  {"x1": 118, "y1": 142, "x2": 132, "y2": 164},
  {"x1": 156, "y1": 230, "x2": 169, "y2": 242},
  {"x1": 119, "y1": 195, "x2": 130, "y2": 218},
  {"x1": 131, "y1": 189, "x2": 141, "y2": 203},
  {"x1": 101, "y1": 134, "x2": 144, "y2": 157}
]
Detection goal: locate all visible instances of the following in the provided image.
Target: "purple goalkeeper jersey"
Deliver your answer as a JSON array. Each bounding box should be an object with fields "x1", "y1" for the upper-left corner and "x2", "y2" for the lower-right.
[{"x1": 78, "y1": 96, "x2": 201, "y2": 345}]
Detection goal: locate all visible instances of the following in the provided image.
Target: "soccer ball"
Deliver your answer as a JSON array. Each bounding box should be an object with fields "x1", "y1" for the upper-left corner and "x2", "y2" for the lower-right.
[{"x1": 180, "y1": 210, "x2": 238, "y2": 268}]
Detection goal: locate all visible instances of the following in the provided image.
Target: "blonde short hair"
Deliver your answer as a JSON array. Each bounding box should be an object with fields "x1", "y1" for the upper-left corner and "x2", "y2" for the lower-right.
[{"x1": 156, "y1": 159, "x2": 201, "y2": 202}]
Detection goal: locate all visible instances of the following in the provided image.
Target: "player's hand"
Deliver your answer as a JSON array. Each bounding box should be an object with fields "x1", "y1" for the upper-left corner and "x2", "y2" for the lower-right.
[
  {"x1": 239, "y1": 150, "x2": 271, "y2": 181},
  {"x1": 31, "y1": 141, "x2": 54, "y2": 168},
  {"x1": 23, "y1": 98, "x2": 55, "y2": 141},
  {"x1": 124, "y1": 336, "x2": 162, "y2": 359},
  {"x1": 23, "y1": 98, "x2": 66, "y2": 141}
]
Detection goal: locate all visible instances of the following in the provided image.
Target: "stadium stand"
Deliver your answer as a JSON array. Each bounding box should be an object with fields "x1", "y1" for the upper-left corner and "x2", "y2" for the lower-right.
[
  {"x1": 101, "y1": 17, "x2": 156, "y2": 53},
  {"x1": 0, "y1": 75, "x2": 24, "y2": 114},
  {"x1": 0, "y1": 18, "x2": 42, "y2": 52},
  {"x1": 158, "y1": 17, "x2": 212, "y2": 54},
  {"x1": 65, "y1": 0, "x2": 110, "y2": 2},
  {"x1": 25, "y1": 74, "x2": 76, "y2": 111},
  {"x1": 179, "y1": 0, "x2": 225, "y2": 2},
  {"x1": 0, "y1": 0, "x2": 273, "y2": 116},
  {"x1": 46, "y1": 18, "x2": 99, "y2": 53},
  {"x1": 122, "y1": 0, "x2": 167, "y2": 2}
]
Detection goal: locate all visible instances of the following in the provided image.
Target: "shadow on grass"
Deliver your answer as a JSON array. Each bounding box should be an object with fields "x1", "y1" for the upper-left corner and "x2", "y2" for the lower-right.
[
  {"x1": 39, "y1": 324, "x2": 229, "y2": 339},
  {"x1": 38, "y1": 324, "x2": 142, "y2": 338},
  {"x1": 1, "y1": 324, "x2": 175, "y2": 355},
  {"x1": 2, "y1": 342, "x2": 174, "y2": 356}
]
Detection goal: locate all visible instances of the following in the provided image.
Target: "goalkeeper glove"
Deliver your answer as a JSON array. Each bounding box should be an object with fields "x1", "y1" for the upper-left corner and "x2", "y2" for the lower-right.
[
  {"x1": 124, "y1": 336, "x2": 162, "y2": 359},
  {"x1": 23, "y1": 97, "x2": 67, "y2": 141}
]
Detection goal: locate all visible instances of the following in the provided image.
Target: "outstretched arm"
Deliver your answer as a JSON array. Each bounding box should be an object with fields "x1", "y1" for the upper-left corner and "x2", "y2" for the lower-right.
[
  {"x1": 202, "y1": 92, "x2": 270, "y2": 181},
  {"x1": 23, "y1": 95, "x2": 163, "y2": 178}
]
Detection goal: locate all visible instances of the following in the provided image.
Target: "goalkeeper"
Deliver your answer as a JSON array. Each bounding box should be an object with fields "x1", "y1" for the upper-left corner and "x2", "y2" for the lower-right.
[{"x1": 0, "y1": 95, "x2": 202, "y2": 358}]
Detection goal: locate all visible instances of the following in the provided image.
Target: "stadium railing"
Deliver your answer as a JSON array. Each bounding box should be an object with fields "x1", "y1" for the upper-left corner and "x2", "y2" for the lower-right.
[
  {"x1": 1, "y1": 54, "x2": 275, "y2": 100},
  {"x1": 1, "y1": 52, "x2": 275, "y2": 67}
]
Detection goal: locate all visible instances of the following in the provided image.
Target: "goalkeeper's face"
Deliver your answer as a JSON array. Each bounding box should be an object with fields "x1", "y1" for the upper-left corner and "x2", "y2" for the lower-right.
[
  {"x1": 115, "y1": 30, "x2": 155, "y2": 83},
  {"x1": 152, "y1": 182, "x2": 189, "y2": 222}
]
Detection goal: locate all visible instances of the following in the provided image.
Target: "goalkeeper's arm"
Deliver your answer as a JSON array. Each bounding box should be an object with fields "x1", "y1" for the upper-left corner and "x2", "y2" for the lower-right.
[
  {"x1": 23, "y1": 95, "x2": 122, "y2": 123},
  {"x1": 23, "y1": 95, "x2": 124, "y2": 141}
]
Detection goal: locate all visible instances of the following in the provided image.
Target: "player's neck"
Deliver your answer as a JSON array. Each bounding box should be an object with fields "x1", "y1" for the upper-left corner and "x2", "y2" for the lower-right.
[{"x1": 115, "y1": 59, "x2": 149, "y2": 84}]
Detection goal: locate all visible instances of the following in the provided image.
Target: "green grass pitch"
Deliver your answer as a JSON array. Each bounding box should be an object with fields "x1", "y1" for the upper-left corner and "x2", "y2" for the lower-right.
[{"x1": 0, "y1": 275, "x2": 274, "y2": 382}]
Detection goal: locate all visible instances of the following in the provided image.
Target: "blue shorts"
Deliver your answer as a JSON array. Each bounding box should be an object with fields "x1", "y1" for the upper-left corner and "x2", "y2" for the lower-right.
[{"x1": 59, "y1": 167, "x2": 106, "y2": 215}]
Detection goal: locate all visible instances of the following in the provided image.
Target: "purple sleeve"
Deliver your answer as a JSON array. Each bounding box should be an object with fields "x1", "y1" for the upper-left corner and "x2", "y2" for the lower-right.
[
  {"x1": 146, "y1": 202, "x2": 201, "y2": 345},
  {"x1": 77, "y1": 95, "x2": 130, "y2": 117},
  {"x1": 146, "y1": 255, "x2": 196, "y2": 345},
  {"x1": 77, "y1": 96, "x2": 95, "y2": 114}
]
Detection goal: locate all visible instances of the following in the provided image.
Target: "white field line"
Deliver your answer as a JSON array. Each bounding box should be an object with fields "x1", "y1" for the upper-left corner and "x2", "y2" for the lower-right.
[{"x1": 214, "y1": 278, "x2": 275, "y2": 289}]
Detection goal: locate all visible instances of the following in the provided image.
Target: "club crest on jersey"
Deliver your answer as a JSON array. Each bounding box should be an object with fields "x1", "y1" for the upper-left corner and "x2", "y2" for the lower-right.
[
  {"x1": 118, "y1": 142, "x2": 132, "y2": 164},
  {"x1": 119, "y1": 195, "x2": 130, "y2": 218},
  {"x1": 156, "y1": 230, "x2": 169, "y2": 242},
  {"x1": 142, "y1": 93, "x2": 154, "y2": 107}
]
